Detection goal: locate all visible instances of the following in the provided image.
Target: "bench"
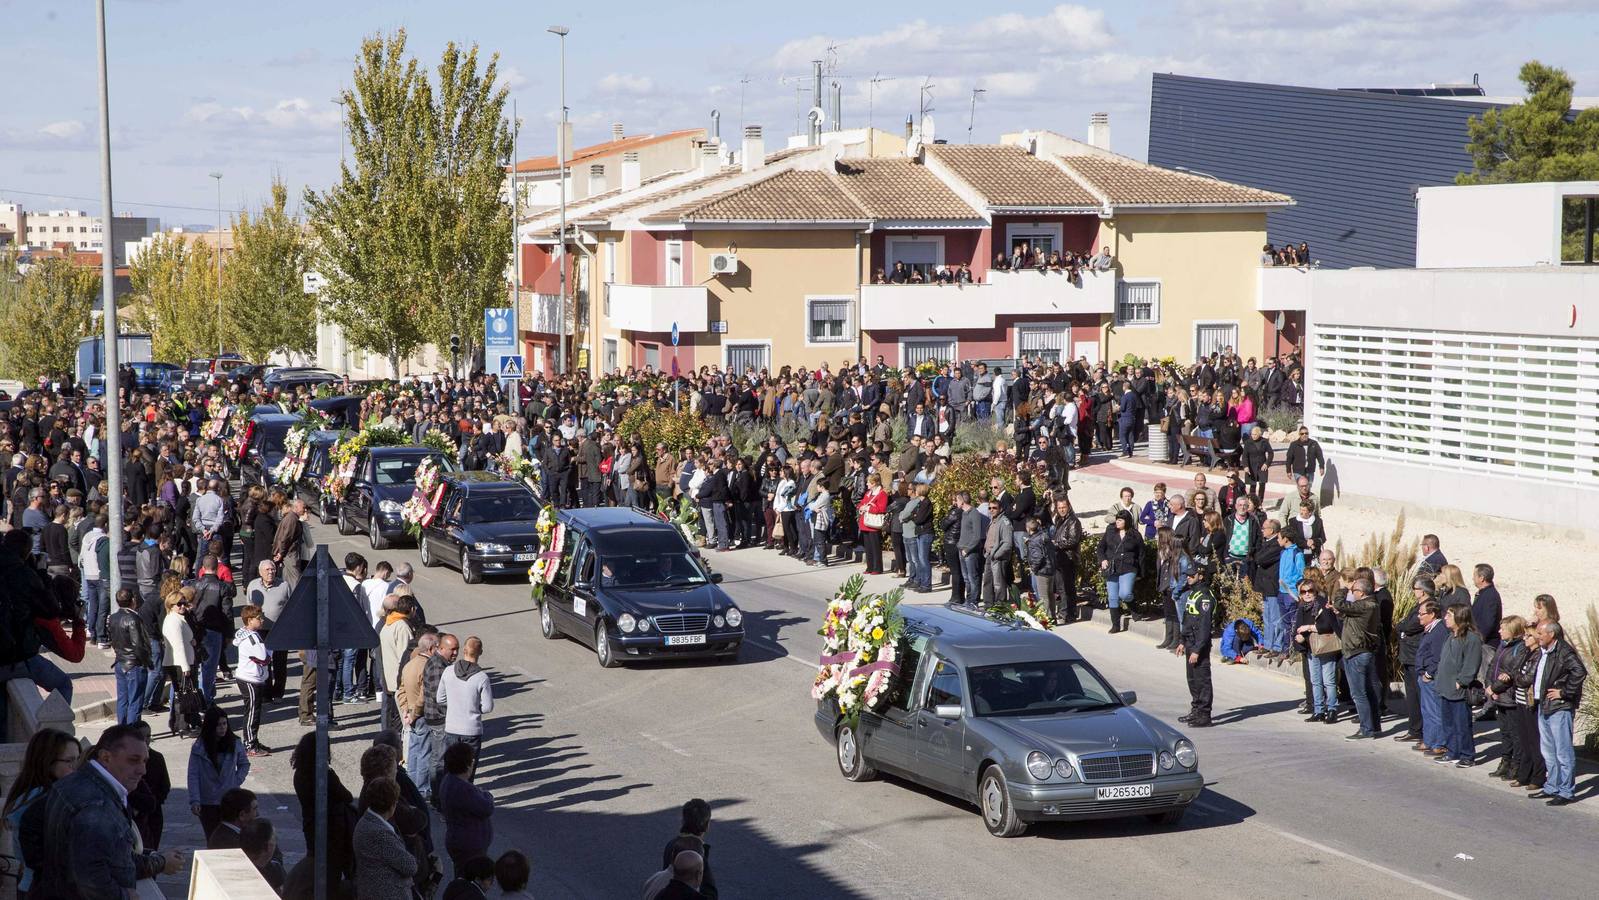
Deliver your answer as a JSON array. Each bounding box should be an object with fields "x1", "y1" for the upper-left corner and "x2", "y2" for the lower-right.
[{"x1": 1180, "y1": 435, "x2": 1216, "y2": 469}]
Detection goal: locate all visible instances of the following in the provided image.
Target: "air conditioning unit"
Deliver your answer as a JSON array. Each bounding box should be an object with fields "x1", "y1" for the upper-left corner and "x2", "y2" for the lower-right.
[{"x1": 709, "y1": 252, "x2": 739, "y2": 275}]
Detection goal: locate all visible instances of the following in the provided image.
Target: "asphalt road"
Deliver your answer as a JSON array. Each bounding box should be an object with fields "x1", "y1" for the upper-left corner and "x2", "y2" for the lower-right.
[{"x1": 123, "y1": 516, "x2": 1597, "y2": 899}]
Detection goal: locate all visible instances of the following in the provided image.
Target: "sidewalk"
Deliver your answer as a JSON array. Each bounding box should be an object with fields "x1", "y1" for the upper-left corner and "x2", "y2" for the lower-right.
[{"x1": 56, "y1": 643, "x2": 119, "y2": 724}]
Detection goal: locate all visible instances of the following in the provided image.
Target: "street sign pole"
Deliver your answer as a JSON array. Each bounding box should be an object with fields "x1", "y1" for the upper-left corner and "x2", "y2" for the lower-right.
[
  {"x1": 313, "y1": 554, "x2": 329, "y2": 900},
  {"x1": 671, "y1": 322, "x2": 680, "y2": 412}
]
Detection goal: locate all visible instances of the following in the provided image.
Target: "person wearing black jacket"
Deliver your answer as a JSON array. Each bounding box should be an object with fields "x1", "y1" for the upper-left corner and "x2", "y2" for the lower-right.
[
  {"x1": 1528, "y1": 622, "x2": 1588, "y2": 804},
  {"x1": 1393, "y1": 581, "x2": 1430, "y2": 743},
  {"x1": 1241, "y1": 429, "x2": 1273, "y2": 506},
  {"x1": 1175, "y1": 564, "x2": 1216, "y2": 728},
  {"x1": 697, "y1": 459, "x2": 731, "y2": 552},
  {"x1": 1251, "y1": 520, "x2": 1285, "y2": 659},
  {"x1": 108, "y1": 588, "x2": 155, "y2": 725},
  {"x1": 192, "y1": 556, "x2": 235, "y2": 704},
  {"x1": 1285, "y1": 427, "x2": 1325, "y2": 486},
  {"x1": 940, "y1": 506, "x2": 964, "y2": 604},
  {"x1": 1096, "y1": 510, "x2": 1142, "y2": 634}
]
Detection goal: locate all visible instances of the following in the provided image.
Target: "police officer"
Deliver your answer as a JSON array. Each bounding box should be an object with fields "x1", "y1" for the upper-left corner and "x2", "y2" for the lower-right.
[{"x1": 1175, "y1": 561, "x2": 1217, "y2": 728}]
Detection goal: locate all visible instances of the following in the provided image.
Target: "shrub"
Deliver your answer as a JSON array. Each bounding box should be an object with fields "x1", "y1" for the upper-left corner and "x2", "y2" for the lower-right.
[
  {"x1": 1078, "y1": 533, "x2": 1162, "y2": 617},
  {"x1": 951, "y1": 420, "x2": 1005, "y2": 455},
  {"x1": 617, "y1": 404, "x2": 714, "y2": 456},
  {"x1": 1573, "y1": 605, "x2": 1599, "y2": 749},
  {"x1": 1260, "y1": 406, "x2": 1303, "y2": 434},
  {"x1": 1213, "y1": 567, "x2": 1262, "y2": 632},
  {"x1": 928, "y1": 454, "x2": 1016, "y2": 526}
]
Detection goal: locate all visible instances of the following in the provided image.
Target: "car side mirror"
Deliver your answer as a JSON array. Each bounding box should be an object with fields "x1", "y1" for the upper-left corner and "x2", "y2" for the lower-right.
[
  {"x1": 710, "y1": 571, "x2": 724, "y2": 584},
  {"x1": 933, "y1": 704, "x2": 962, "y2": 719},
  {"x1": 1120, "y1": 690, "x2": 1138, "y2": 706}
]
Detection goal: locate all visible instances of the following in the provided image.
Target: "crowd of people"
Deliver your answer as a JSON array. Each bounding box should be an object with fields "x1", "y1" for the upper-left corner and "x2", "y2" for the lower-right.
[
  {"x1": 0, "y1": 338, "x2": 1590, "y2": 896},
  {"x1": 1261, "y1": 240, "x2": 1312, "y2": 266},
  {"x1": 865, "y1": 244, "x2": 1116, "y2": 286}
]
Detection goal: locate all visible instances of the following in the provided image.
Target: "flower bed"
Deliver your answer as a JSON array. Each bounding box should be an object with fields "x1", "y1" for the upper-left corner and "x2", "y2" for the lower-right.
[{"x1": 812, "y1": 575, "x2": 906, "y2": 726}]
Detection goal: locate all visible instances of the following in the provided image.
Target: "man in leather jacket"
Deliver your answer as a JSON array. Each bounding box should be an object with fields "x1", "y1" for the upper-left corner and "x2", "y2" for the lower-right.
[
  {"x1": 1528, "y1": 622, "x2": 1588, "y2": 804},
  {"x1": 1047, "y1": 496, "x2": 1084, "y2": 624},
  {"x1": 109, "y1": 588, "x2": 155, "y2": 725}
]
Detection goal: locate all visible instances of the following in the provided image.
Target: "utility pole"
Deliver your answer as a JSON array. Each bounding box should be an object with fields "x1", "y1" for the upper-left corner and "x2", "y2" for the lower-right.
[
  {"x1": 94, "y1": 0, "x2": 123, "y2": 600},
  {"x1": 510, "y1": 100, "x2": 522, "y2": 414},
  {"x1": 548, "y1": 25, "x2": 569, "y2": 375},
  {"x1": 967, "y1": 88, "x2": 986, "y2": 144},
  {"x1": 210, "y1": 171, "x2": 223, "y2": 355}
]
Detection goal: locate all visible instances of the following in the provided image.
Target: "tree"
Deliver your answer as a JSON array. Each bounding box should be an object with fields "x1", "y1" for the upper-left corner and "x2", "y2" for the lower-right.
[
  {"x1": 129, "y1": 234, "x2": 224, "y2": 363},
  {"x1": 0, "y1": 252, "x2": 98, "y2": 380},
  {"x1": 306, "y1": 29, "x2": 512, "y2": 377},
  {"x1": 227, "y1": 178, "x2": 315, "y2": 363}
]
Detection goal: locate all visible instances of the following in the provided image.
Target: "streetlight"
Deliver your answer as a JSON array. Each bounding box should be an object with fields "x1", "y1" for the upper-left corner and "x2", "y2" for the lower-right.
[
  {"x1": 210, "y1": 171, "x2": 223, "y2": 355},
  {"x1": 548, "y1": 24, "x2": 568, "y2": 375},
  {"x1": 94, "y1": 0, "x2": 124, "y2": 601}
]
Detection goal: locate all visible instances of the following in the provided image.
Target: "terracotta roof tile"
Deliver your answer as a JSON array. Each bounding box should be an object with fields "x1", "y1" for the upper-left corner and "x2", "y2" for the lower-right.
[
  {"x1": 832, "y1": 157, "x2": 981, "y2": 220},
  {"x1": 926, "y1": 144, "x2": 1099, "y2": 208},
  {"x1": 510, "y1": 129, "x2": 703, "y2": 173},
  {"x1": 1056, "y1": 154, "x2": 1292, "y2": 207},
  {"x1": 672, "y1": 170, "x2": 869, "y2": 222}
]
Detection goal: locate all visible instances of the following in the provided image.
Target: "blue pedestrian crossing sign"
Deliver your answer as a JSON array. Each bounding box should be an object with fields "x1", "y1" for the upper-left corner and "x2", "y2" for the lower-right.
[
  {"x1": 671, "y1": 322, "x2": 680, "y2": 347},
  {"x1": 498, "y1": 355, "x2": 523, "y2": 378}
]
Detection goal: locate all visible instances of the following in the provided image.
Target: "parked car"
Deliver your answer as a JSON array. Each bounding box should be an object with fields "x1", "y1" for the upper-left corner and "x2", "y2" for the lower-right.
[
  {"x1": 238, "y1": 412, "x2": 304, "y2": 487},
  {"x1": 184, "y1": 354, "x2": 246, "y2": 388},
  {"x1": 815, "y1": 604, "x2": 1203, "y2": 837},
  {"x1": 335, "y1": 445, "x2": 456, "y2": 550},
  {"x1": 292, "y1": 429, "x2": 347, "y2": 522},
  {"x1": 416, "y1": 471, "x2": 542, "y2": 584},
  {"x1": 536, "y1": 507, "x2": 744, "y2": 667},
  {"x1": 264, "y1": 367, "x2": 339, "y2": 389},
  {"x1": 309, "y1": 395, "x2": 365, "y2": 430}
]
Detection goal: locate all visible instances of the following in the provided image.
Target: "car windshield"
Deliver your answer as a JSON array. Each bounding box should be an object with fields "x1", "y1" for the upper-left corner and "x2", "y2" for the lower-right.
[
  {"x1": 460, "y1": 491, "x2": 539, "y2": 524},
  {"x1": 597, "y1": 552, "x2": 707, "y2": 588},
  {"x1": 187, "y1": 360, "x2": 209, "y2": 373},
  {"x1": 967, "y1": 659, "x2": 1121, "y2": 717},
  {"x1": 372, "y1": 454, "x2": 450, "y2": 486},
  {"x1": 258, "y1": 426, "x2": 289, "y2": 456}
]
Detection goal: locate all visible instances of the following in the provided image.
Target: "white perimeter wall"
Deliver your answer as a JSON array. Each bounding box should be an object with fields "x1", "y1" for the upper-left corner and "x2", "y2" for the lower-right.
[{"x1": 1416, "y1": 181, "x2": 1598, "y2": 269}]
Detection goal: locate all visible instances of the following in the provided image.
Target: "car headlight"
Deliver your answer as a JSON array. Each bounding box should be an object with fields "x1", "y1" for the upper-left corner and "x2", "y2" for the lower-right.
[
  {"x1": 1159, "y1": 751, "x2": 1175, "y2": 771},
  {"x1": 1174, "y1": 740, "x2": 1197, "y2": 769},
  {"x1": 378, "y1": 499, "x2": 404, "y2": 515},
  {"x1": 713, "y1": 615, "x2": 725, "y2": 628},
  {"x1": 1053, "y1": 758, "x2": 1074, "y2": 780},
  {"x1": 725, "y1": 607, "x2": 742, "y2": 627},
  {"x1": 617, "y1": 614, "x2": 637, "y2": 634},
  {"x1": 1026, "y1": 751, "x2": 1053, "y2": 781},
  {"x1": 472, "y1": 542, "x2": 511, "y2": 553},
  {"x1": 636, "y1": 617, "x2": 651, "y2": 632}
]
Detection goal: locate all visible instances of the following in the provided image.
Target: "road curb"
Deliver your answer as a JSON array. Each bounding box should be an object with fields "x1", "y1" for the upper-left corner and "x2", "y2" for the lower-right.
[{"x1": 74, "y1": 697, "x2": 115, "y2": 725}]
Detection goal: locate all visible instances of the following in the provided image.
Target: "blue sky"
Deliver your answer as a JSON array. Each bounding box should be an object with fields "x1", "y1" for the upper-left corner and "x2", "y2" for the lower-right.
[{"x1": 3, "y1": 0, "x2": 1597, "y2": 224}]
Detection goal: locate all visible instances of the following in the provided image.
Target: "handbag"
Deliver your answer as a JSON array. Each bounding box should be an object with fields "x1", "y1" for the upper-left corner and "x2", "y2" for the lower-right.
[
  {"x1": 1467, "y1": 680, "x2": 1487, "y2": 708},
  {"x1": 863, "y1": 512, "x2": 887, "y2": 529},
  {"x1": 1308, "y1": 631, "x2": 1342, "y2": 657}
]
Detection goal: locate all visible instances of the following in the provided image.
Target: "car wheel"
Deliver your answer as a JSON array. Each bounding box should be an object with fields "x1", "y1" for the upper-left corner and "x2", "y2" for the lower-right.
[
  {"x1": 370, "y1": 524, "x2": 388, "y2": 551},
  {"x1": 595, "y1": 621, "x2": 619, "y2": 668},
  {"x1": 319, "y1": 499, "x2": 334, "y2": 525},
  {"x1": 461, "y1": 554, "x2": 482, "y2": 585},
  {"x1": 1148, "y1": 807, "x2": 1187, "y2": 827},
  {"x1": 835, "y1": 723, "x2": 877, "y2": 782},
  {"x1": 337, "y1": 507, "x2": 354, "y2": 536},
  {"x1": 979, "y1": 766, "x2": 1027, "y2": 838},
  {"x1": 418, "y1": 537, "x2": 437, "y2": 568},
  {"x1": 539, "y1": 601, "x2": 562, "y2": 640}
]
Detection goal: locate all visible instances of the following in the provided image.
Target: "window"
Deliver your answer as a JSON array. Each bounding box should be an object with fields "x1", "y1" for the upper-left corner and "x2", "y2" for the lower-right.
[
  {"x1": 924, "y1": 659, "x2": 963, "y2": 710},
  {"x1": 901, "y1": 339, "x2": 955, "y2": 368},
  {"x1": 641, "y1": 342, "x2": 660, "y2": 372},
  {"x1": 603, "y1": 337, "x2": 618, "y2": 373},
  {"x1": 888, "y1": 237, "x2": 943, "y2": 280},
  {"x1": 1017, "y1": 324, "x2": 1068, "y2": 362},
  {"x1": 725, "y1": 342, "x2": 769, "y2": 373},
  {"x1": 666, "y1": 240, "x2": 684, "y2": 286},
  {"x1": 1116, "y1": 281, "x2": 1160, "y2": 326},
  {"x1": 1194, "y1": 322, "x2": 1239, "y2": 359},
  {"x1": 889, "y1": 634, "x2": 930, "y2": 711},
  {"x1": 807, "y1": 297, "x2": 854, "y2": 344}
]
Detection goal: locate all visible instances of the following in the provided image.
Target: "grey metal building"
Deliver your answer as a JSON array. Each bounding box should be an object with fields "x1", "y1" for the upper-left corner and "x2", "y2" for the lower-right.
[{"x1": 1147, "y1": 74, "x2": 1500, "y2": 269}]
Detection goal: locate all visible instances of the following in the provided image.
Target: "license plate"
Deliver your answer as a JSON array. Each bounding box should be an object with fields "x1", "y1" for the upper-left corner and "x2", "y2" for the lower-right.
[
  {"x1": 665, "y1": 634, "x2": 707, "y2": 646},
  {"x1": 513, "y1": 552, "x2": 535, "y2": 561},
  {"x1": 1096, "y1": 784, "x2": 1153, "y2": 801}
]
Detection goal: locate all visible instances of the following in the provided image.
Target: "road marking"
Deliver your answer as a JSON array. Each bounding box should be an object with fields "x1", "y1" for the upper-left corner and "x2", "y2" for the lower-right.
[
  {"x1": 816, "y1": 819, "x2": 884, "y2": 854},
  {"x1": 1194, "y1": 800, "x2": 1474, "y2": 900},
  {"x1": 638, "y1": 732, "x2": 692, "y2": 757},
  {"x1": 746, "y1": 638, "x2": 819, "y2": 670}
]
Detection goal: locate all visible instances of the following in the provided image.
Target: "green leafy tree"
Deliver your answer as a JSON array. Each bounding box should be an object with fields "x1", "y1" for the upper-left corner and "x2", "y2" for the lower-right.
[
  {"x1": 1460, "y1": 61, "x2": 1599, "y2": 261},
  {"x1": 0, "y1": 252, "x2": 98, "y2": 380},
  {"x1": 227, "y1": 178, "x2": 315, "y2": 363},
  {"x1": 129, "y1": 234, "x2": 224, "y2": 363},
  {"x1": 306, "y1": 29, "x2": 512, "y2": 376}
]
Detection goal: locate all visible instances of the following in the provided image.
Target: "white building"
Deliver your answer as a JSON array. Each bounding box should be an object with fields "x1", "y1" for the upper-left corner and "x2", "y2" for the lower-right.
[
  {"x1": 19, "y1": 208, "x2": 159, "y2": 265},
  {"x1": 1303, "y1": 181, "x2": 1599, "y2": 533}
]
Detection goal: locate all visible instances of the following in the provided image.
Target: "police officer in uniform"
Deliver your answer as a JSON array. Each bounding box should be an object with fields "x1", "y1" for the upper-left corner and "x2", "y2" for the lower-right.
[{"x1": 1175, "y1": 561, "x2": 1217, "y2": 727}]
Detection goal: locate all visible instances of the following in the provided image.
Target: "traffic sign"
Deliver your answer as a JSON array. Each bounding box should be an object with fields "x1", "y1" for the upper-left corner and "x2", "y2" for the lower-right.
[
  {"x1": 499, "y1": 355, "x2": 523, "y2": 378},
  {"x1": 485, "y1": 307, "x2": 517, "y2": 382},
  {"x1": 264, "y1": 547, "x2": 378, "y2": 652},
  {"x1": 671, "y1": 322, "x2": 680, "y2": 347}
]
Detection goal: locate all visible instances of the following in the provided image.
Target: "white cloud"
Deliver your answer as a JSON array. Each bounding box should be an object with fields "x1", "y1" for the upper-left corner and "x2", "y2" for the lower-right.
[
  {"x1": 0, "y1": 119, "x2": 92, "y2": 150},
  {"x1": 597, "y1": 73, "x2": 656, "y2": 96},
  {"x1": 501, "y1": 65, "x2": 531, "y2": 90},
  {"x1": 39, "y1": 120, "x2": 86, "y2": 140},
  {"x1": 185, "y1": 97, "x2": 341, "y2": 132}
]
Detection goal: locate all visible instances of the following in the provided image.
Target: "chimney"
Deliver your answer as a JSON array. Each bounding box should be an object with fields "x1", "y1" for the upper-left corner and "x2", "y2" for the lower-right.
[
  {"x1": 710, "y1": 109, "x2": 721, "y2": 143},
  {"x1": 588, "y1": 164, "x2": 608, "y2": 197},
  {"x1": 811, "y1": 60, "x2": 824, "y2": 146},
  {"x1": 905, "y1": 115, "x2": 914, "y2": 139},
  {"x1": 700, "y1": 144, "x2": 721, "y2": 177},
  {"x1": 620, "y1": 151, "x2": 641, "y2": 191},
  {"x1": 831, "y1": 82, "x2": 842, "y2": 132},
  {"x1": 1088, "y1": 112, "x2": 1111, "y2": 150},
  {"x1": 741, "y1": 125, "x2": 765, "y2": 173},
  {"x1": 612, "y1": 122, "x2": 625, "y2": 142}
]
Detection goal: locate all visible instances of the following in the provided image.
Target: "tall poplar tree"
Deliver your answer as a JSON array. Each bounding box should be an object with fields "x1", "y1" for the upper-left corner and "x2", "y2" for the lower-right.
[
  {"x1": 129, "y1": 234, "x2": 223, "y2": 363},
  {"x1": 227, "y1": 178, "x2": 315, "y2": 363},
  {"x1": 0, "y1": 252, "x2": 98, "y2": 380}
]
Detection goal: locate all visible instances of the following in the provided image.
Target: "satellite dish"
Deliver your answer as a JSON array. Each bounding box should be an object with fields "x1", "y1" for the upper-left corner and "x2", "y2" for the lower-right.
[{"x1": 808, "y1": 106, "x2": 827, "y2": 127}]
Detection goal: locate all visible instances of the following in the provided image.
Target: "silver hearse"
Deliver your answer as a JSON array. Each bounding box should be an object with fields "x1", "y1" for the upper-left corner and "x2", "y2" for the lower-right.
[{"x1": 815, "y1": 604, "x2": 1204, "y2": 837}]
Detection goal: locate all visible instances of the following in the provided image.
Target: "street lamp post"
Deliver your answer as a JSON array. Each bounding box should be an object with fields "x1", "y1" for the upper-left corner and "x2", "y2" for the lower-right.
[
  {"x1": 210, "y1": 171, "x2": 223, "y2": 355},
  {"x1": 548, "y1": 24, "x2": 569, "y2": 375},
  {"x1": 94, "y1": 0, "x2": 123, "y2": 600}
]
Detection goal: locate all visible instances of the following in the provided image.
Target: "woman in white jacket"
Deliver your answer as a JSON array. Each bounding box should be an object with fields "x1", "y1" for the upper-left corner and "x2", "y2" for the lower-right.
[{"x1": 162, "y1": 589, "x2": 198, "y2": 738}]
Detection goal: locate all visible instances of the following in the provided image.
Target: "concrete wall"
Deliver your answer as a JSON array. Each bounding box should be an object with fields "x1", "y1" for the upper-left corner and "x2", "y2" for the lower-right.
[
  {"x1": 1415, "y1": 182, "x2": 1590, "y2": 268},
  {"x1": 1103, "y1": 210, "x2": 1268, "y2": 362}
]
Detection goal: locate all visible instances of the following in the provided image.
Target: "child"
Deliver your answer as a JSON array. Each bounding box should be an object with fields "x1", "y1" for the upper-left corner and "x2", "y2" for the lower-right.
[{"x1": 233, "y1": 605, "x2": 271, "y2": 757}]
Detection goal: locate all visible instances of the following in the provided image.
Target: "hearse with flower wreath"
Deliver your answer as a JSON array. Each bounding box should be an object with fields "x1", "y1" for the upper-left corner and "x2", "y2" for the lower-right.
[
  {"x1": 533, "y1": 507, "x2": 744, "y2": 667},
  {"x1": 417, "y1": 470, "x2": 543, "y2": 584},
  {"x1": 335, "y1": 443, "x2": 456, "y2": 550},
  {"x1": 816, "y1": 601, "x2": 1203, "y2": 837}
]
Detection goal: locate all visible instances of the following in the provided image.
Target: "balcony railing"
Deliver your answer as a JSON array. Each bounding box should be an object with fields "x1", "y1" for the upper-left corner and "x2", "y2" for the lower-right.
[
  {"x1": 1256, "y1": 265, "x2": 1312, "y2": 311},
  {"x1": 606, "y1": 283, "x2": 709, "y2": 333},
  {"x1": 861, "y1": 268, "x2": 1115, "y2": 330}
]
